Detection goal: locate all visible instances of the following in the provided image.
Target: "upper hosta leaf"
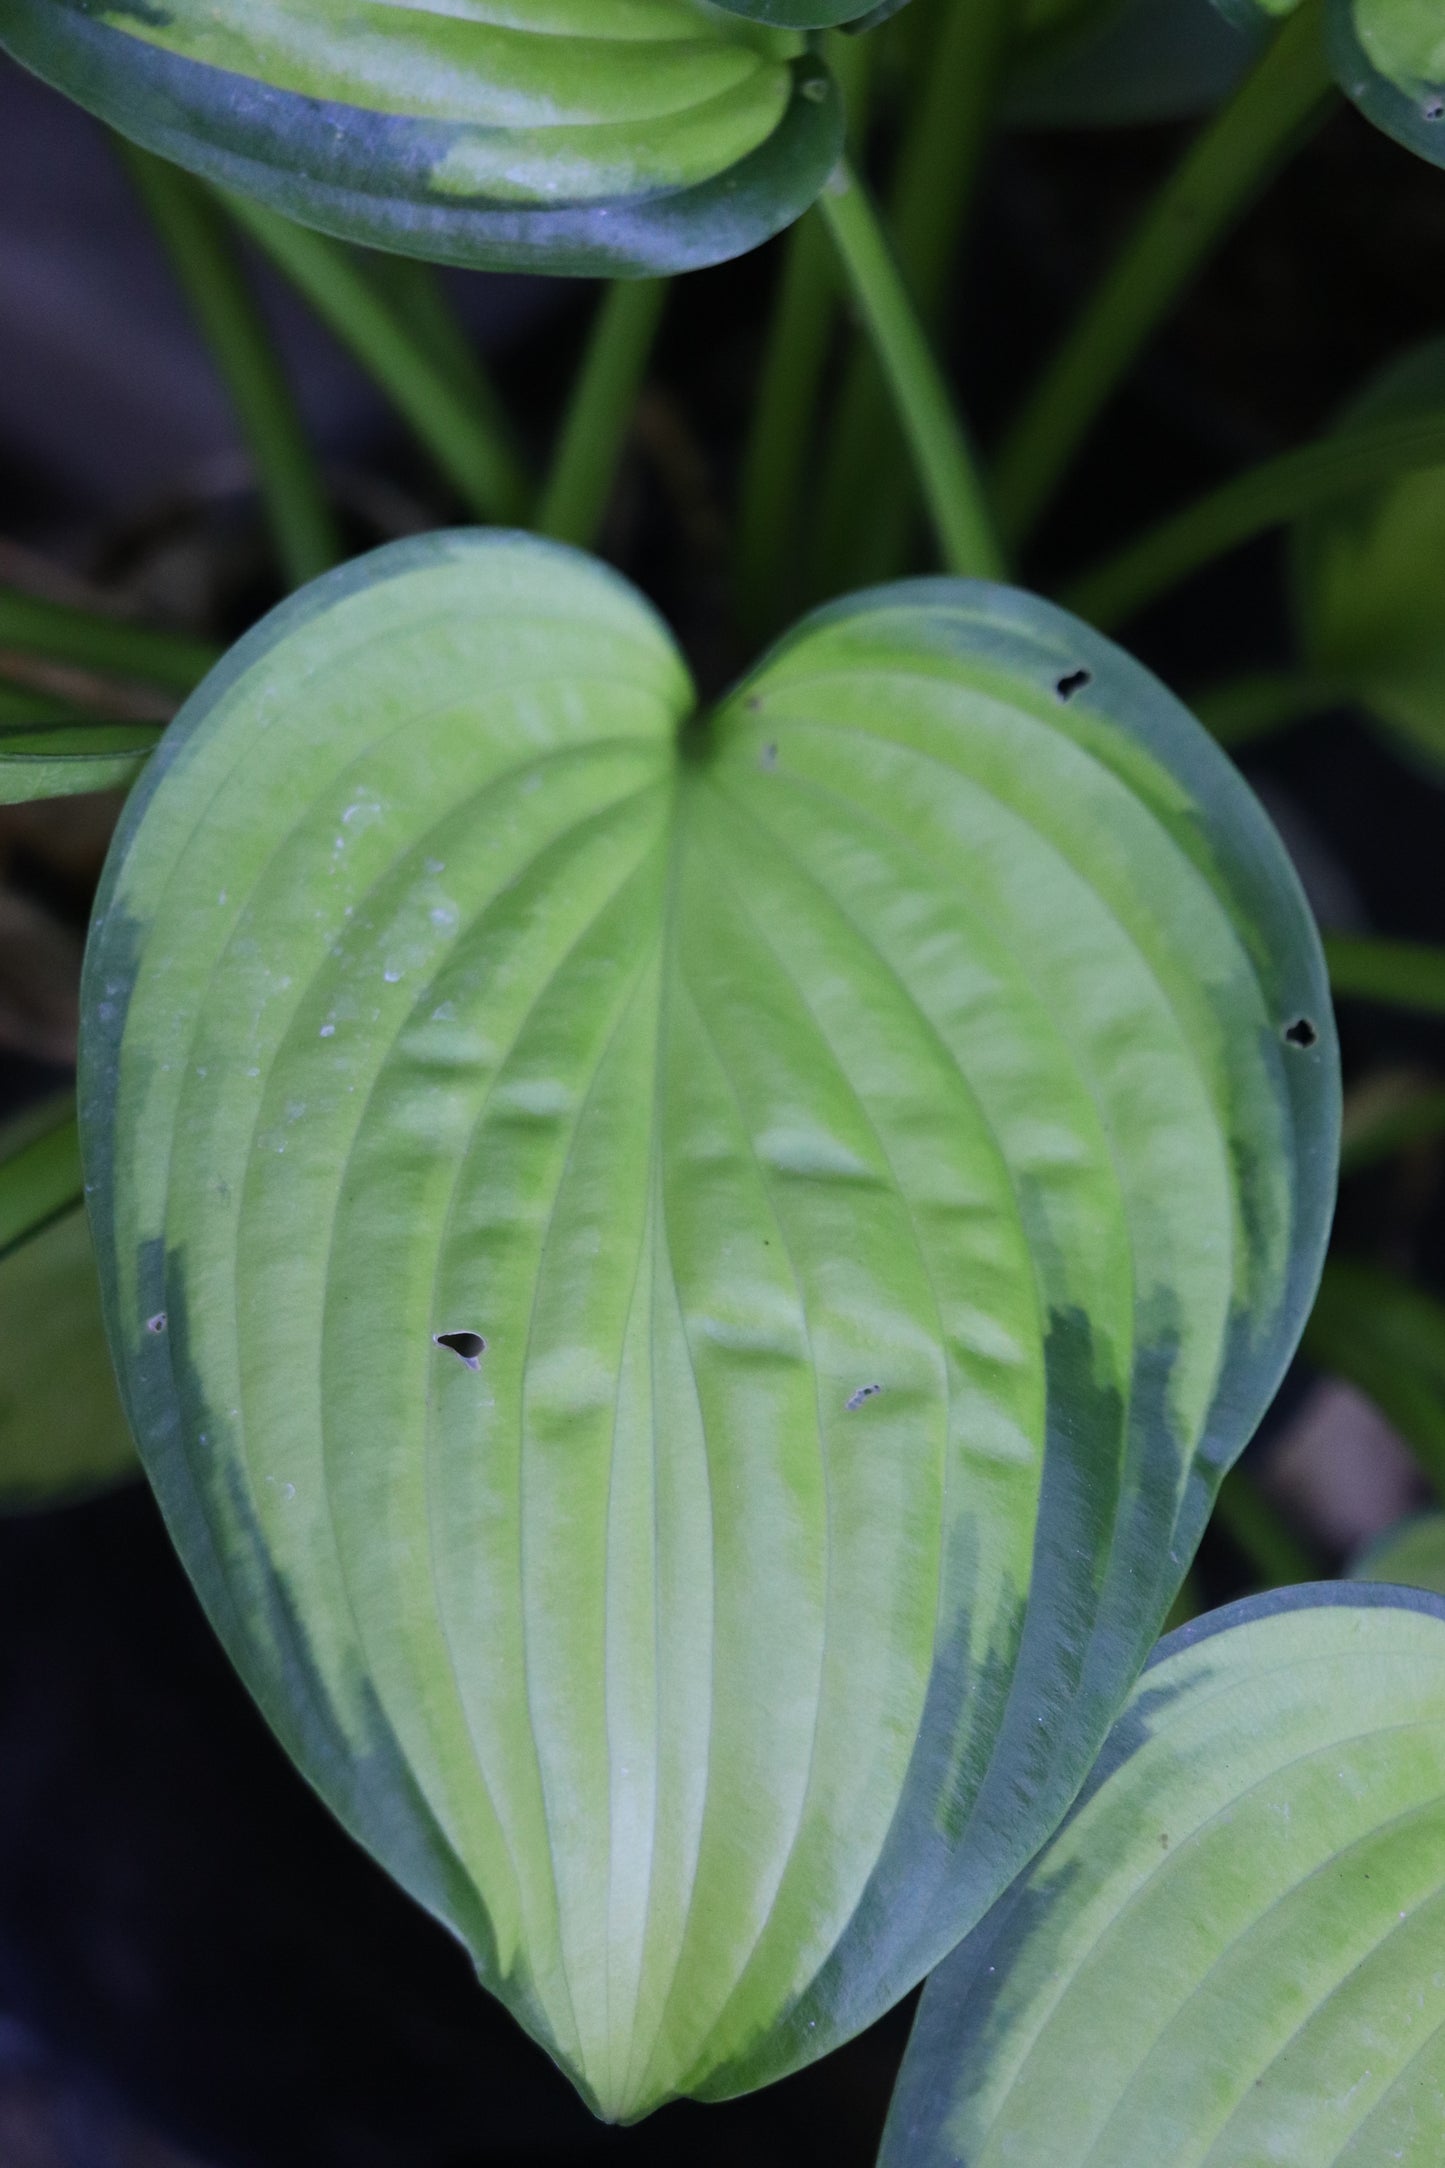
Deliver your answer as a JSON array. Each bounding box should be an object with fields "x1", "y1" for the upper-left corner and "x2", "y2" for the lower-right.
[
  {"x1": 1294, "y1": 337, "x2": 1445, "y2": 772},
  {"x1": 1328, "y1": 0, "x2": 1445, "y2": 167},
  {"x1": 80, "y1": 534, "x2": 1337, "y2": 2120},
  {"x1": 883, "y1": 1588, "x2": 1445, "y2": 2168},
  {"x1": 0, "y1": 2, "x2": 842, "y2": 277}
]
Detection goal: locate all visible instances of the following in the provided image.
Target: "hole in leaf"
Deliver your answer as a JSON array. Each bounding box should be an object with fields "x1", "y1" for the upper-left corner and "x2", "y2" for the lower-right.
[
  {"x1": 1425, "y1": 97, "x2": 1444, "y2": 121},
  {"x1": 146, "y1": 1312, "x2": 167, "y2": 1335},
  {"x1": 434, "y1": 1330, "x2": 487, "y2": 1369},
  {"x1": 1055, "y1": 668, "x2": 1092, "y2": 702},
  {"x1": 1283, "y1": 1016, "x2": 1318, "y2": 1049},
  {"x1": 846, "y1": 1382, "x2": 882, "y2": 1412}
]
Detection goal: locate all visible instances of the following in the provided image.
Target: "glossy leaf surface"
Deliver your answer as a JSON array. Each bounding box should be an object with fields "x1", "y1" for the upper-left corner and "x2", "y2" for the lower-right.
[
  {"x1": 0, "y1": 2, "x2": 842, "y2": 276},
  {"x1": 1351, "y1": 1513, "x2": 1445, "y2": 1594},
  {"x1": 1294, "y1": 338, "x2": 1445, "y2": 771},
  {"x1": 80, "y1": 533, "x2": 1337, "y2": 2119},
  {"x1": 1329, "y1": 0, "x2": 1445, "y2": 166},
  {"x1": 0, "y1": 1102, "x2": 135, "y2": 1510},
  {"x1": 884, "y1": 1588, "x2": 1445, "y2": 2168}
]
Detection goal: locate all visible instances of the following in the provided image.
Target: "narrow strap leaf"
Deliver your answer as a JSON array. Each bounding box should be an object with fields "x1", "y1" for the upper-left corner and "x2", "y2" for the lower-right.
[
  {"x1": 0, "y1": 716, "x2": 163, "y2": 803},
  {"x1": 221, "y1": 195, "x2": 532, "y2": 526},
  {"x1": 1187, "y1": 667, "x2": 1348, "y2": 747},
  {"x1": 0, "y1": 587, "x2": 218, "y2": 695},
  {"x1": 1212, "y1": 1464, "x2": 1319, "y2": 1585},
  {"x1": 1063, "y1": 406, "x2": 1445, "y2": 629},
  {"x1": 0, "y1": 1108, "x2": 84, "y2": 1263},
  {"x1": 121, "y1": 143, "x2": 341, "y2": 590},
  {"x1": 535, "y1": 282, "x2": 668, "y2": 550},
  {"x1": 809, "y1": 0, "x2": 1011, "y2": 596},
  {"x1": 1326, "y1": 934, "x2": 1445, "y2": 1015},
  {"x1": 993, "y1": 0, "x2": 1335, "y2": 547},
  {"x1": 817, "y1": 160, "x2": 1003, "y2": 579},
  {"x1": 1341, "y1": 1072, "x2": 1445, "y2": 1173}
]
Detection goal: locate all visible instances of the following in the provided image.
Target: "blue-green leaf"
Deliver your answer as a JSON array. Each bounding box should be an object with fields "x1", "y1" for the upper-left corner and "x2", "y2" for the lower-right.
[
  {"x1": 884, "y1": 1587, "x2": 1445, "y2": 2168},
  {"x1": 0, "y1": 1, "x2": 844, "y2": 276},
  {"x1": 79, "y1": 532, "x2": 1337, "y2": 2119}
]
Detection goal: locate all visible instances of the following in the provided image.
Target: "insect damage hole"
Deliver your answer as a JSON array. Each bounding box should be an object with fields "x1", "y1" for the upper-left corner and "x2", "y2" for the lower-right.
[
  {"x1": 1283, "y1": 1016, "x2": 1318, "y2": 1050},
  {"x1": 145, "y1": 1312, "x2": 167, "y2": 1335},
  {"x1": 1055, "y1": 667, "x2": 1092, "y2": 702},
  {"x1": 846, "y1": 1382, "x2": 883, "y2": 1412},
  {"x1": 433, "y1": 1330, "x2": 487, "y2": 1370}
]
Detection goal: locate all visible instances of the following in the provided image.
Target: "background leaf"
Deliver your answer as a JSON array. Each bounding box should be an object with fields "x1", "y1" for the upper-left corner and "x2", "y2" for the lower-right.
[
  {"x1": 79, "y1": 533, "x2": 1337, "y2": 2120},
  {"x1": 1350, "y1": 1512, "x2": 1445, "y2": 1592},
  {"x1": 0, "y1": 714, "x2": 161, "y2": 803},
  {"x1": 0, "y1": 1100, "x2": 136, "y2": 1511},
  {"x1": 883, "y1": 1587, "x2": 1445, "y2": 2168},
  {"x1": 1005, "y1": 0, "x2": 1264, "y2": 129},
  {"x1": 0, "y1": 1, "x2": 843, "y2": 276},
  {"x1": 1294, "y1": 337, "x2": 1445, "y2": 770}
]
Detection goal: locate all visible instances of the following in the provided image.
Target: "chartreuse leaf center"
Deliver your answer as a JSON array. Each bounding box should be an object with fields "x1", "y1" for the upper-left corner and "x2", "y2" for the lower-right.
[{"x1": 78, "y1": 532, "x2": 1337, "y2": 2122}]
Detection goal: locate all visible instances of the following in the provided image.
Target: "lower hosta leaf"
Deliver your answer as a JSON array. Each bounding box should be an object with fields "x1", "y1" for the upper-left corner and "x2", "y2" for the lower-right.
[
  {"x1": 79, "y1": 533, "x2": 1337, "y2": 2119},
  {"x1": 1328, "y1": 0, "x2": 1445, "y2": 167},
  {"x1": 0, "y1": 2, "x2": 841, "y2": 276},
  {"x1": 883, "y1": 1588, "x2": 1445, "y2": 2168},
  {"x1": 1294, "y1": 337, "x2": 1445, "y2": 772}
]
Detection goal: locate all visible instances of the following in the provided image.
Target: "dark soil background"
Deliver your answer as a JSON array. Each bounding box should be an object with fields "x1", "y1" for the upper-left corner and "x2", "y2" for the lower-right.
[{"x1": 3, "y1": 39, "x2": 1445, "y2": 2168}]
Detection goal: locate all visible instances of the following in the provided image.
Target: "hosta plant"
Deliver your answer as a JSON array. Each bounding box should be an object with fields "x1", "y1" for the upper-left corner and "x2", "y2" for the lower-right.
[{"x1": 4, "y1": 0, "x2": 1445, "y2": 2159}]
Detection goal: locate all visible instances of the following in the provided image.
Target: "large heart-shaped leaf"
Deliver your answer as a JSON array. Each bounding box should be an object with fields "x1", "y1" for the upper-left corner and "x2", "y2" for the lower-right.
[
  {"x1": 882, "y1": 1586, "x2": 1445, "y2": 2168},
  {"x1": 79, "y1": 533, "x2": 1337, "y2": 2120},
  {"x1": 1328, "y1": 0, "x2": 1445, "y2": 167},
  {"x1": 0, "y1": 2, "x2": 842, "y2": 276},
  {"x1": 1293, "y1": 338, "x2": 1445, "y2": 772}
]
